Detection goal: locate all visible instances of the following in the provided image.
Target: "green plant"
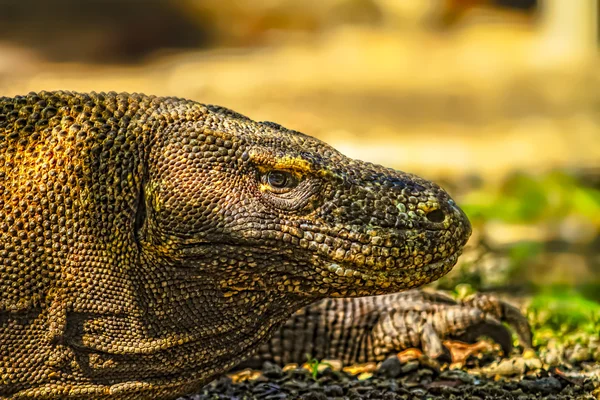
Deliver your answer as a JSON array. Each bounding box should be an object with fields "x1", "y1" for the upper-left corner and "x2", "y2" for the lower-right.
[
  {"x1": 528, "y1": 286, "x2": 600, "y2": 347},
  {"x1": 305, "y1": 355, "x2": 333, "y2": 380}
]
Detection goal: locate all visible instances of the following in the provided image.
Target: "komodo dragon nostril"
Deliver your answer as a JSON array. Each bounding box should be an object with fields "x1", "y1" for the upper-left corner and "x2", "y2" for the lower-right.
[{"x1": 425, "y1": 209, "x2": 445, "y2": 223}]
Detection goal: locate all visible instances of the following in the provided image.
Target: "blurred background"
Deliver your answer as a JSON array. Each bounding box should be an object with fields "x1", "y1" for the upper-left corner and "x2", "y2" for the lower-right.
[{"x1": 1, "y1": 0, "x2": 599, "y2": 357}]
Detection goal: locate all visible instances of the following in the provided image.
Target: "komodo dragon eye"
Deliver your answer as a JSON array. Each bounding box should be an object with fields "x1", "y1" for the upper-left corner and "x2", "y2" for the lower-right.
[
  {"x1": 262, "y1": 170, "x2": 299, "y2": 193},
  {"x1": 257, "y1": 168, "x2": 320, "y2": 212}
]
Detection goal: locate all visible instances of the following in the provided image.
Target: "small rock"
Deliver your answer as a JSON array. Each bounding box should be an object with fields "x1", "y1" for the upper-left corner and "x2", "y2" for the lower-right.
[
  {"x1": 321, "y1": 359, "x2": 343, "y2": 371},
  {"x1": 307, "y1": 382, "x2": 324, "y2": 391},
  {"x1": 347, "y1": 388, "x2": 362, "y2": 400},
  {"x1": 254, "y1": 374, "x2": 270, "y2": 383},
  {"x1": 263, "y1": 361, "x2": 283, "y2": 379},
  {"x1": 299, "y1": 392, "x2": 327, "y2": 400},
  {"x1": 592, "y1": 347, "x2": 600, "y2": 362},
  {"x1": 518, "y1": 376, "x2": 563, "y2": 395},
  {"x1": 382, "y1": 392, "x2": 402, "y2": 400},
  {"x1": 481, "y1": 357, "x2": 526, "y2": 377},
  {"x1": 524, "y1": 357, "x2": 542, "y2": 370},
  {"x1": 343, "y1": 362, "x2": 377, "y2": 375},
  {"x1": 542, "y1": 348, "x2": 563, "y2": 366},
  {"x1": 282, "y1": 363, "x2": 298, "y2": 372},
  {"x1": 252, "y1": 382, "x2": 282, "y2": 396},
  {"x1": 400, "y1": 360, "x2": 420, "y2": 374},
  {"x1": 375, "y1": 379, "x2": 394, "y2": 390},
  {"x1": 416, "y1": 368, "x2": 434, "y2": 379},
  {"x1": 281, "y1": 380, "x2": 308, "y2": 391},
  {"x1": 438, "y1": 369, "x2": 475, "y2": 384},
  {"x1": 410, "y1": 388, "x2": 427, "y2": 397},
  {"x1": 320, "y1": 366, "x2": 343, "y2": 380},
  {"x1": 324, "y1": 384, "x2": 344, "y2": 397},
  {"x1": 291, "y1": 368, "x2": 311, "y2": 380},
  {"x1": 378, "y1": 356, "x2": 403, "y2": 378},
  {"x1": 265, "y1": 394, "x2": 288, "y2": 400},
  {"x1": 228, "y1": 368, "x2": 263, "y2": 383},
  {"x1": 357, "y1": 372, "x2": 373, "y2": 381},
  {"x1": 566, "y1": 344, "x2": 591, "y2": 363},
  {"x1": 355, "y1": 385, "x2": 375, "y2": 394}
]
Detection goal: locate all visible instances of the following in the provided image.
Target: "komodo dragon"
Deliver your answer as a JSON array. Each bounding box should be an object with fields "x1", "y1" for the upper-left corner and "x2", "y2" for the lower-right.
[{"x1": 0, "y1": 91, "x2": 526, "y2": 399}]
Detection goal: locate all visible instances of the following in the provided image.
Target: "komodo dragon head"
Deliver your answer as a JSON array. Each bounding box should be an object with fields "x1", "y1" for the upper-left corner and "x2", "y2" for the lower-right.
[
  {"x1": 0, "y1": 92, "x2": 470, "y2": 399},
  {"x1": 142, "y1": 106, "x2": 471, "y2": 296}
]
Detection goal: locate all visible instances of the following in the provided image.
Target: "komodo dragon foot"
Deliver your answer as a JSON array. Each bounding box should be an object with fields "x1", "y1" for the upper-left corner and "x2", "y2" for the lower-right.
[{"x1": 241, "y1": 289, "x2": 533, "y2": 368}]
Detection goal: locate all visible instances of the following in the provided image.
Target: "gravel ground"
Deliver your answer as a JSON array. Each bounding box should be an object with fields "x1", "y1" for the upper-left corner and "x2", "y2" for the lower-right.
[{"x1": 182, "y1": 353, "x2": 599, "y2": 400}]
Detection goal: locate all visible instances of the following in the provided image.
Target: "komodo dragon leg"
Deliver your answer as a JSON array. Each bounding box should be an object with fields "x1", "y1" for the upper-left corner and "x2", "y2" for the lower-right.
[{"x1": 240, "y1": 289, "x2": 532, "y2": 368}]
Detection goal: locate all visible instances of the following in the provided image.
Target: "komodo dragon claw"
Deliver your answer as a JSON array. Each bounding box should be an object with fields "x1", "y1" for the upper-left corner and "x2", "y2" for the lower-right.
[{"x1": 241, "y1": 289, "x2": 533, "y2": 367}]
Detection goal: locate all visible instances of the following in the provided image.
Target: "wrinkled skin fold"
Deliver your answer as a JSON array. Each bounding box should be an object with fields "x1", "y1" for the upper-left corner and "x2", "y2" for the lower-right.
[{"x1": 0, "y1": 92, "x2": 471, "y2": 399}]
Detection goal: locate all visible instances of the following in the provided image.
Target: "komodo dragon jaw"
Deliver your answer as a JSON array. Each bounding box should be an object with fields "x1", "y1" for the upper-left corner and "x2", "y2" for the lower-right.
[{"x1": 0, "y1": 91, "x2": 470, "y2": 399}]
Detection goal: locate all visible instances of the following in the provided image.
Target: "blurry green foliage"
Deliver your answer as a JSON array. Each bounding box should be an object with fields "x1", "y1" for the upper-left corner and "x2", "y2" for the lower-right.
[
  {"x1": 505, "y1": 241, "x2": 544, "y2": 281},
  {"x1": 434, "y1": 242, "x2": 542, "y2": 292},
  {"x1": 461, "y1": 171, "x2": 600, "y2": 225},
  {"x1": 435, "y1": 264, "x2": 484, "y2": 291},
  {"x1": 507, "y1": 241, "x2": 543, "y2": 266},
  {"x1": 528, "y1": 286, "x2": 600, "y2": 347},
  {"x1": 453, "y1": 282, "x2": 477, "y2": 299}
]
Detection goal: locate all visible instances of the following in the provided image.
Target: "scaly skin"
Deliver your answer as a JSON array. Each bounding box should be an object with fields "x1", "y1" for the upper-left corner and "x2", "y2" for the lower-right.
[{"x1": 0, "y1": 91, "x2": 471, "y2": 399}]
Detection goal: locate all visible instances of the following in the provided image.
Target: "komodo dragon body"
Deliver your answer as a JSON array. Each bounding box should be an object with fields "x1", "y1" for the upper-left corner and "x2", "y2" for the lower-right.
[{"x1": 0, "y1": 91, "x2": 475, "y2": 399}]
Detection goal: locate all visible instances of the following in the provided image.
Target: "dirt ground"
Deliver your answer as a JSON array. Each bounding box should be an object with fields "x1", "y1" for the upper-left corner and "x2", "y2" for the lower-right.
[{"x1": 182, "y1": 350, "x2": 599, "y2": 399}]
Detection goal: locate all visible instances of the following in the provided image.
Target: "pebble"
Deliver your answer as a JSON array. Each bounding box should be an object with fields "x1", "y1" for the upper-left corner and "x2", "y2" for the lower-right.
[
  {"x1": 401, "y1": 360, "x2": 420, "y2": 374},
  {"x1": 378, "y1": 355, "x2": 403, "y2": 378},
  {"x1": 265, "y1": 394, "x2": 287, "y2": 399},
  {"x1": 263, "y1": 361, "x2": 284, "y2": 379},
  {"x1": 438, "y1": 369, "x2": 476, "y2": 384},
  {"x1": 518, "y1": 377, "x2": 563, "y2": 395},
  {"x1": 299, "y1": 392, "x2": 327, "y2": 400},
  {"x1": 323, "y1": 385, "x2": 344, "y2": 397},
  {"x1": 566, "y1": 344, "x2": 591, "y2": 363}
]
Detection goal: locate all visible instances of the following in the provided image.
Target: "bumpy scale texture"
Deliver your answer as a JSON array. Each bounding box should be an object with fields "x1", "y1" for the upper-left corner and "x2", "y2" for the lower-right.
[{"x1": 0, "y1": 91, "x2": 471, "y2": 399}]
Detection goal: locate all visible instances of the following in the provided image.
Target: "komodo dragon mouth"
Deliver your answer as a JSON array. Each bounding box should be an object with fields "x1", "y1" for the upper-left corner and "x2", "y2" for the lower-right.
[
  {"x1": 324, "y1": 251, "x2": 461, "y2": 283},
  {"x1": 0, "y1": 91, "x2": 472, "y2": 399}
]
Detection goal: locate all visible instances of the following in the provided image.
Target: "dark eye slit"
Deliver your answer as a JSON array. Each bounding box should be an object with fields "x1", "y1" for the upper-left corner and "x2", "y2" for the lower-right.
[{"x1": 262, "y1": 170, "x2": 300, "y2": 192}]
